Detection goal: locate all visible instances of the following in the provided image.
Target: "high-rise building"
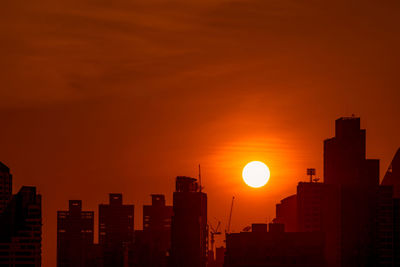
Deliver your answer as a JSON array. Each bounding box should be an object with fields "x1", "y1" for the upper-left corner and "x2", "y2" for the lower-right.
[
  {"x1": 0, "y1": 162, "x2": 12, "y2": 214},
  {"x1": 0, "y1": 186, "x2": 42, "y2": 266},
  {"x1": 143, "y1": 194, "x2": 172, "y2": 233},
  {"x1": 99, "y1": 193, "x2": 134, "y2": 267},
  {"x1": 127, "y1": 195, "x2": 173, "y2": 267},
  {"x1": 57, "y1": 200, "x2": 95, "y2": 267},
  {"x1": 297, "y1": 181, "x2": 324, "y2": 232},
  {"x1": 323, "y1": 117, "x2": 381, "y2": 267},
  {"x1": 170, "y1": 176, "x2": 207, "y2": 267},
  {"x1": 143, "y1": 194, "x2": 172, "y2": 265},
  {"x1": 381, "y1": 148, "x2": 400, "y2": 266},
  {"x1": 273, "y1": 194, "x2": 297, "y2": 232}
]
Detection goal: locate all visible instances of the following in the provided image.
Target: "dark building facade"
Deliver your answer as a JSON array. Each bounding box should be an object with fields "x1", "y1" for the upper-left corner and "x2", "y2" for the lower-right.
[
  {"x1": 142, "y1": 194, "x2": 172, "y2": 267},
  {"x1": 297, "y1": 181, "x2": 324, "y2": 232},
  {"x1": 57, "y1": 200, "x2": 95, "y2": 267},
  {"x1": 224, "y1": 223, "x2": 324, "y2": 267},
  {"x1": 128, "y1": 194, "x2": 173, "y2": 267},
  {"x1": 273, "y1": 195, "x2": 297, "y2": 232},
  {"x1": 99, "y1": 193, "x2": 134, "y2": 267},
  {"x1": 0, "y1": 163, "x2": 12, "y2": 214},
  {"x1": 323, "y1": 117, "x2": 386, "y2": 267},
  {"x1": 381, "y1": 148, "x2": 400, "y2": 266},
  {"x1": 0, "y1": 186, "x2": 42, "y2": 266},
  {"x1": 170, "y1": 176, "x2": 207, "y2": 267},
  {"x1": 270, "y1": 118, "x2": 399, "y2": 267}
]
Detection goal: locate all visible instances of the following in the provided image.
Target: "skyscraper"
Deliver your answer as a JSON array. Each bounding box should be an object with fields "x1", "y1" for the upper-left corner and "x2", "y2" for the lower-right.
[
  {"x1": 0, "y1": 186, "x2": 42, "y2": 266},
  {"x1": 170, "y1": 176, "x2": 207, "y2": 267},
  {"x1": 129, "y1": 194, "x2": 173, "y2": 267},
  {"x1": 323, "y1": 117, "x2": 380, "y2": 267},
  {"x1": 99, "y1": 193, "x2": 134, "y2": 267},
  {"x1": 143, "y1": 194, "x2": 172, "y2": 262},
  {"x1": 57, "y1": 200, "x2": 94, "y2": 267},
  {"x1": 381, "y1": 148, "x2": 400, "y2": 265}
]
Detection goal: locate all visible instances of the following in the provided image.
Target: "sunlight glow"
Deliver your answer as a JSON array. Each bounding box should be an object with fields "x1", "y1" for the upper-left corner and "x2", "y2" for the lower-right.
[{"x1": 242, "y1": 161, "x2": 270, "y2": 188}]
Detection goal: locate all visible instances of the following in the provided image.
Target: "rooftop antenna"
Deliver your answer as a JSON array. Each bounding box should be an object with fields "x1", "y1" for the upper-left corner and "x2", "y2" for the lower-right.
[{"x1": 307, "y1": 168, "x2": 316, "y2": 183}]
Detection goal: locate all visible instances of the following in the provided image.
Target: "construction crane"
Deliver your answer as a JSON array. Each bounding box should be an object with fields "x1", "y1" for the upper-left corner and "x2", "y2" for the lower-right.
[
  {"x1": 209, "y1": 221, "x2": 221, "y2": 259},
  {"x1": 226, "y1": 196, "x2": 235, "y2": 234}
]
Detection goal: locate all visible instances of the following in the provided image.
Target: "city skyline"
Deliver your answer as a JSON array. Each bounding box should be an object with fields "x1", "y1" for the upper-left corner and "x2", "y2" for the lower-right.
[
  {"x1": 2, "y1": 0, "x2": 400, "y2": 266},
  {"x1": 3, "y1": 117, "x2": 399, "y2": 262},
  {"x1": 1, "y1": 116, "x2": 399, "y2": 267}
]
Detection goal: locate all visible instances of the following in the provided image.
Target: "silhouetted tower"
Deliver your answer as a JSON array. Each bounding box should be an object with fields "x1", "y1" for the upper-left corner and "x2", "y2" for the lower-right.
[
  {"x1": 323, "y1": 117, "x2": 380, "y2": 267},
  {"x1": 99, "y1": 193, "x2": 134, "y2": 267},
  {"x1": 0, "y1": 162, "x2": 12, "y2": 214},
  {"x1": 381, "y1": 148, "x2": 400, "y2": 265},
  {"x1": 142, "y1": 194, "x2": 173, "y2": 267},
  {"x1": 57, "y1": 200, "x2": 94, "y2": 267},
  {"x1": 171, "y1": 176, "x2": 207, "y2": 267},
  {"x1": 0, "y1": 186, "x2": 42, "y2": 266}
]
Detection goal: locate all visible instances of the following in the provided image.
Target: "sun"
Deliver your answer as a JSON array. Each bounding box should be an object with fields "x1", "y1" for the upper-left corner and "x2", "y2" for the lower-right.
[{"x1": 242, "y1": 161, "x2": 270, "y2": 188}]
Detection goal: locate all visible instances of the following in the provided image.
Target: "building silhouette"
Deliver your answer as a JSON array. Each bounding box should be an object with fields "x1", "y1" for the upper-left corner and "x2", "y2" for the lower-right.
[
  {"x1": 170, "y1": 176, "x2": 207, "y2": 267},
  {"x1": 323, "y1": 117, "x2": 381, "y2": 267},
  {"x1": 0, "y1": 162, "x2": 12, "y2": 214},
  {"x1": 57, "y1": 200, "x2": 95, "y2": 267},
  {"x1": 224, "y1": 223, "x2": 324, "y2": 267},
  {"x1": 297, "y1": 181, "x2": 324, "y2": 232},
  {"x1": 99, "y1": 193, "x2": 134, "y2": 267},
  {"x1": 270, "y1": 117, "x2": 400, "y2": 267},
  {"x1": 142, "y1": 194, "x2": 172, "y2": 266},
  {"x1": 127, "y1": 194, "x2": 172, "y2": 267},
  {"x1": 381, "y1": 148, "x2": 400, "y2": 266},
  {"x1": 273, "y1": 194, "x2": 297, "y2": 232},
  {"x1": 0, "y1": 186, "x2": 42, "y2": 266}
]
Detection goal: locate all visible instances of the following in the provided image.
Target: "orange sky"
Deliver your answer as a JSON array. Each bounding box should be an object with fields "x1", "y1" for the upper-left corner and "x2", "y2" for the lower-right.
[{"x1": 1, "y1": 0, "x2": 400, "y2": 266}]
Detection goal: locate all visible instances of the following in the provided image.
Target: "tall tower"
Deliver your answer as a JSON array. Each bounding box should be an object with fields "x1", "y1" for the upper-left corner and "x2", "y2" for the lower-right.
[
  {"x1": 99, "y1": 193, "x2": 134, "y2": 267},
  {"x1": 0, "y1": 162, "x2": 12, "y2": 214},
  {"x1": 57, "y1": 200, "x2": 94, "y2": 267},
  {"x1": 0, "y1": 186, "x2": 42, "y2": 266},
  {"x1": 381, "y1": 148, "x2": 400, "y2": 265},
  {"x1": 138, "y1": 194, "x2": 173, "y2": 267},
  {"x1": 170, "y1": 176, "x2": 207, "y2": 267},
  {"x1": 323, "y1": 117, "x2": 380, "y2": 267}
]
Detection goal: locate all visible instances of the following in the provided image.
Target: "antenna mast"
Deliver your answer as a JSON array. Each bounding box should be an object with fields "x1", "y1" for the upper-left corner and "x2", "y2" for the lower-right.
[{"x1": 307, "y1": 168, "x2": 316, "y2": 183}]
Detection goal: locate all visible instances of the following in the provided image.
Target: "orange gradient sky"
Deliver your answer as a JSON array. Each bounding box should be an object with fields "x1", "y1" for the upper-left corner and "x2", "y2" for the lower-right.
[{"x1": 1, "y1": 0, "x2": 400, "y2": 266}]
